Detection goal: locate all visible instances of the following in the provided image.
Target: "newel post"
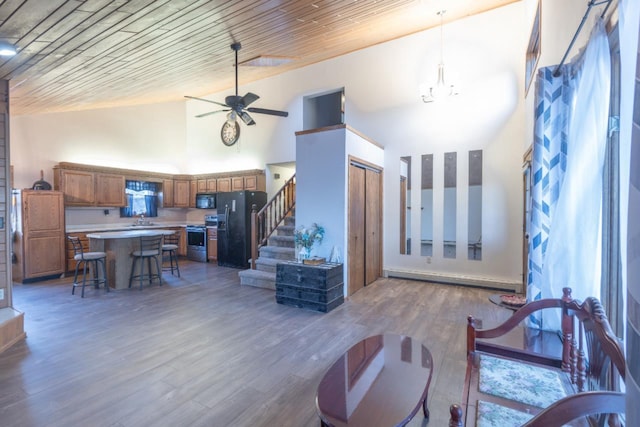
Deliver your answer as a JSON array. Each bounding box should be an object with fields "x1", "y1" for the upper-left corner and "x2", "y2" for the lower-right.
[{"x1": 250, "y1": 203, "x2": 257, "y2": 270}]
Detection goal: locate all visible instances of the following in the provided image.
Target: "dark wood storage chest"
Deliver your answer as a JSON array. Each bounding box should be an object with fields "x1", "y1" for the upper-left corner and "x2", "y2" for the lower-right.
[{"x1": 275, "y1": 262, "x2": 344, "y2": 312}]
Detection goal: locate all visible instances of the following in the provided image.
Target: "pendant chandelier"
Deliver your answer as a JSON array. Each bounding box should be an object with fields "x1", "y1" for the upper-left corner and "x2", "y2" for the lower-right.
[{"x1": 421, "y1": 10, "x2": 457, "y2": 103}]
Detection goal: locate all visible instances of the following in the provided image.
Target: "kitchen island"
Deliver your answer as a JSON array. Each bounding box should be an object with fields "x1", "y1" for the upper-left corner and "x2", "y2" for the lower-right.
[{"x1": 87, "y1": 229, "x2": 176, "y2": 290}]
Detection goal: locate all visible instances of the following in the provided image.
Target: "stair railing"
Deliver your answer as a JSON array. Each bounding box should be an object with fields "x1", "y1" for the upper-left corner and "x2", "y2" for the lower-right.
[{"x1": 250, "y1": 174, "x2": 296, "y2": 269}]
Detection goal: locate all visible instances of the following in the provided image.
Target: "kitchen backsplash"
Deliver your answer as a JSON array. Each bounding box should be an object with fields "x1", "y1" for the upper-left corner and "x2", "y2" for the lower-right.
[{"x1": 65, "y1": 207, "x2": 216, "y2": 228}]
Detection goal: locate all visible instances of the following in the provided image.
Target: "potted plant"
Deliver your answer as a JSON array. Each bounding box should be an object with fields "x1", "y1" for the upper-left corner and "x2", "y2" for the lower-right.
[{"x1": 294, "y1": 223, "x2": 325, "y2": 262}]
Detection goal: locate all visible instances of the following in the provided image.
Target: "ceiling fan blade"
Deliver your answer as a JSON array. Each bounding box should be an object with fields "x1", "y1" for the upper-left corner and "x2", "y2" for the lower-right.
[
  {"x1": 195, "y1": 109, "x2": 229, "y2": 118},
  {"x1": 241, "y1": 92, "x2": 260, "y2": 107},
  {"x1": 247, "y1": 107, "x2": 289, "y2": 117},
  {"x1": 240, "y1": 111, "x2": 256, "y2": 126},
  {"x1": 184, "y1": 95, "x2": 229, "y2": 108}
]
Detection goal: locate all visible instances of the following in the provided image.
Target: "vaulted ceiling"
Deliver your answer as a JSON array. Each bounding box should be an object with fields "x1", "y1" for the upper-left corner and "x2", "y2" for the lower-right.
[{"x1": 0, "y1": 0, "x2": 517, "y2": 115}]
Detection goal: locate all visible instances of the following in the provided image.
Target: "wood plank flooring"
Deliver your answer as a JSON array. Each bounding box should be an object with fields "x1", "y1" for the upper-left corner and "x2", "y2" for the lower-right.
[{"x1": 0, "y1": 260, "x2": 511, "y2": 427}]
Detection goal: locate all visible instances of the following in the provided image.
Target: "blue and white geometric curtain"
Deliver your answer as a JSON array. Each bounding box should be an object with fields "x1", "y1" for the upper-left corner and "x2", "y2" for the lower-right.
[
  {"x1": 527, "y1": 20, "x2": 611, "y2": 330},
  {"x1": 527, "y1": 67, "x2": 572, "y2": 329}
]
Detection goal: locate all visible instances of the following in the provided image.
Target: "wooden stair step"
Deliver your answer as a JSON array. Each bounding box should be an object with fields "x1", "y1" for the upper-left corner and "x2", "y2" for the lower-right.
[{"x1": 238, "y1": 269, "x2": 276, "y2": 290}]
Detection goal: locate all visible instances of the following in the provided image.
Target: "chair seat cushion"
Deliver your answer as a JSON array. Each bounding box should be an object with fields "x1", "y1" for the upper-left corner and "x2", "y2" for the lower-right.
[
  {"x1": 478, "y1": 354, "x2": 568, "y2": 408},
  {"x1": 162, "y1": 244, "x2": 178, "y2": 250},
  {"x1": 476, "y1": 400, "x2": 533, "y2": 427},
  {"x1": 74, "y1": 252, "x2": 106, "y2": 261}
]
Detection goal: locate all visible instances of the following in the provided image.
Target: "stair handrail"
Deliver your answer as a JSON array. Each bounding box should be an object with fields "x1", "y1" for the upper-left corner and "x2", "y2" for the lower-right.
[{"x1": 250, "y1": 174, "x2": 296, "y2": 269}]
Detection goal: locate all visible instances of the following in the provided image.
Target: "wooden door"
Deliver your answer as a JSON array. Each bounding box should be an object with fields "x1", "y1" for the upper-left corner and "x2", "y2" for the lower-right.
[
  {"x1": 365, "y1": 168, "x2": 382, "y2": 285},
  {"x1": 348, "y1": 161, "x2": 383, "y2": 296},
  {"x1": 22, "y1": 191, "x2": 65, "y2": 279},
  {"x1": 348, "y1": 164, "x2": 366, "y2": 295}
]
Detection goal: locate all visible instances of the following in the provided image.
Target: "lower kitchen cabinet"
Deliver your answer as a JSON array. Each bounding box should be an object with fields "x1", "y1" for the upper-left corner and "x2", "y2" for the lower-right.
[
  {"x1": 13, "y1": 191, "x2": 66, "y2": 282},
  {"x1": 207, "y1": 227, "x2": 217, "y2": 261}
]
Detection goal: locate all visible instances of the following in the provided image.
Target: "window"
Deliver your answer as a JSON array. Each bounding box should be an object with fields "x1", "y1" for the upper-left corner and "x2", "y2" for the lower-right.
[{"x1": 119, "y1": 181, "x2": 160, "y2": 218}]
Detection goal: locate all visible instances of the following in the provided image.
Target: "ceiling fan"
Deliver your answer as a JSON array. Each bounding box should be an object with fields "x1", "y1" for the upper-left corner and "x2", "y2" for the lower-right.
[{"x1": 185, "y1": 42, "x2": 289, "y2": 146}]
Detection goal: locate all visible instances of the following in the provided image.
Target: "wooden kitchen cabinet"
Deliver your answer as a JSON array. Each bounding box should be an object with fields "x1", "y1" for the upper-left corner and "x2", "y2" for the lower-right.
[
  {"x1": 197, "y1": 178, "x2": 218, "y2": 193},
  {"x1": 95, "y1": 173, "x2": 126, "y2": 206},
  {"x1": 55, "y1": 167, "x2": 125, "y2": 207},
  {"x1": 14, "y1": 190, "x2": 66, "y2": 282},
  {"x1": 217, "y1": 177, "x2": 231, "y2": 192},
  {"x1": 231, "y1": 176, "x2": 244, "y2": 191},
  {"x1": 179, "y1": 227, "x2": 187, "y2": 256},
  {"x1": 55, "y1": 169, "x2": 95, "y2": 205},
  {"x1": 162, "y1": 179, "x2": 174, "y2": 207},
  {"x1": 173, "y1": 180, "x2": 190, "y2": 207},
  {"x1": 207, "y1": 227, "x2": 218, "y2": 262},
  {"x1": 243, "y1": 174, "x2": 266, "y2": 191},
  {"x1": 189, "y1": 180, "x2": 197, "y2": 207}
]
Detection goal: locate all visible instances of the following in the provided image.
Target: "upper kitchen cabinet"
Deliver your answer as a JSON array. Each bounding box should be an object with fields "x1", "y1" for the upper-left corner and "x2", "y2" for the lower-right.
[
  {"x1": 55, "y1": 169, "x2": 95, "y2": 205},
  {"x1": 162, "y1": 179, "x2": 174, "y2": 207},
  {"x1": 95, "y1": 173, "x2": 126, "y2": 206},
  {"x1": 54, "y1": 166, "x2": 125, "y2": 207},
  {"x1": 217, "y1": 177, "x2": 231, "y2": 193},
  {"x1": 243, "y1": 174, "x2": 266, "y2": 191},
  {"x1": 190, "y1": 180, "x2": 197, "y2": 208},
  {"x1": 197, "y1": 178, "x2": 217, "y2": 193},
  {"x1": 173, "y1": 180, "x2": 190, "y2": 207}
]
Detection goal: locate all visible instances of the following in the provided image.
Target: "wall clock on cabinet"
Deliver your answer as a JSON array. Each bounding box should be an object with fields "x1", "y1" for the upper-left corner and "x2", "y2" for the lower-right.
[{"x1": 221, "y1": 120, "x2": 240, "y2": 146}]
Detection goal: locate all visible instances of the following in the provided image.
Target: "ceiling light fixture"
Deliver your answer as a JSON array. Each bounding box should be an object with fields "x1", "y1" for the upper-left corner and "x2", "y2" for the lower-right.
[
  {"x1": 0, "y1": 40, "x2": 17, "y2": 56},
  {"x1": 420, "y1": 10, "x2": 457, "y2": 103}
]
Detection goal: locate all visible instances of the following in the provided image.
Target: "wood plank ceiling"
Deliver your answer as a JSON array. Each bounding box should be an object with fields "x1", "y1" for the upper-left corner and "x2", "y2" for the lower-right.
[{"x1": 0, "y1": 0, "x2": 517, "y2": 115}]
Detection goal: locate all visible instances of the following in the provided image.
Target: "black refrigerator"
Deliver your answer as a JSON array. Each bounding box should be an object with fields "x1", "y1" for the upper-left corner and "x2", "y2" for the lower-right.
[{"x1": 217, "y1": 191, "x2": 267, "y2": 268}]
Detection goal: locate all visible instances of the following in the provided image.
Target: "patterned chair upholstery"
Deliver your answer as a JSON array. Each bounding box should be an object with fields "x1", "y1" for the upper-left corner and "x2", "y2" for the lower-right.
[{"x1": 450, "y1": 288, "x2": 626, "y2": 427}]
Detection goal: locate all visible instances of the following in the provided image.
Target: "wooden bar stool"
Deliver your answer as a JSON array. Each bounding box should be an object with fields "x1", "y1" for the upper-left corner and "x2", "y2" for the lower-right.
[
  {"x1": 162, "y1": 232, "x2": 180, "y2": 277},
  {"x1": 68, "y1": 236, "x2": 109, "y2": 298},
  {"x1": 129, "y1": 235, "x2": 163, "y2": 290}
]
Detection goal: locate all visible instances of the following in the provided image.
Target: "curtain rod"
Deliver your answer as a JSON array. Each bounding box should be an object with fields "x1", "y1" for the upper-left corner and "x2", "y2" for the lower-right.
[{"x1": 552, "y1": 0, "x2": 613, "y2": 77}]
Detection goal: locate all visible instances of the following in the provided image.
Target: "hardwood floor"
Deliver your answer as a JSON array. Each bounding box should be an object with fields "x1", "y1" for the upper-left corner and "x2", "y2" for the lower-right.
[{"x1": 0, "y1": 260, "x2": 511, "y2": 427}]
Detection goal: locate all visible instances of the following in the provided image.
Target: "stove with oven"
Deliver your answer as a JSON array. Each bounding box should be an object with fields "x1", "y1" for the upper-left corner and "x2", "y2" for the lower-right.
[{"x1": 186, "y1": 215, "x2": 217, "y2": 263}]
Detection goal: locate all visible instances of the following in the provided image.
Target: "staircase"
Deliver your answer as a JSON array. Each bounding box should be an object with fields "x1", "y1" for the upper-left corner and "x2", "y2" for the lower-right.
[{"x1": 238, "y1": 215, "x2": 295, "y2": 290}]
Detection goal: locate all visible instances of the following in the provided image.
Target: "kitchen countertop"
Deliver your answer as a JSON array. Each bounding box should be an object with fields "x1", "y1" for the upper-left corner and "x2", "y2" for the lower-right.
[
  {"x1": 86, "y1": 229, "x2": 177, "y2": 239},
  {"x1": 66, "y1": 222, "x2": 191, "y2": 233}
]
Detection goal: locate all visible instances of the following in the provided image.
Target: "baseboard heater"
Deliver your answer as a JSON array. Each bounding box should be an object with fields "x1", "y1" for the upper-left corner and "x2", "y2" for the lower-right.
[{"x1": 383, "y1": 268, "x2": 522, "y2": 293}]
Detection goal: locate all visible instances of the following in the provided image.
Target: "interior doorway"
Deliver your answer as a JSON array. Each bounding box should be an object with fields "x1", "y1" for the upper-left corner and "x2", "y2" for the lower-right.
[{"x1": 348, "y1": 158, "x2": 383, "y2": 296}]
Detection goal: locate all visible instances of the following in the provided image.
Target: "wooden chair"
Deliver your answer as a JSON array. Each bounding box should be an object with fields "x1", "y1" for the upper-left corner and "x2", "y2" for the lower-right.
[
  {"x1": 68, "y1": 235, "x2": 109, "y2": 298},
  {"x1": 161, "y1": 232, "x2": 180, "y2": 277},
  {"x1": 451, "y1": 288, "x2": 626, "y2": 426},
  {"x1": 128, "y1": 235, "x2": 163, "y2": 290}
]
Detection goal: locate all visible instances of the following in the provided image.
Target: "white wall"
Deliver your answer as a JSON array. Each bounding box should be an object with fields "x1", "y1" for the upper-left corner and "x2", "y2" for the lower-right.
[
  {"x1": 11, "y1": 101, "x2": 187, "y2": 189},
  {"x1": 10, "y1": 2, "x2": 529, "y2": 288}
]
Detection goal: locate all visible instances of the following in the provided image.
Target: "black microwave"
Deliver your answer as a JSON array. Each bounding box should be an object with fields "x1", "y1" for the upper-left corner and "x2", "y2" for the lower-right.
[{"x1": 195, "y1": 193, "x2": 216, "y2": 209}]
